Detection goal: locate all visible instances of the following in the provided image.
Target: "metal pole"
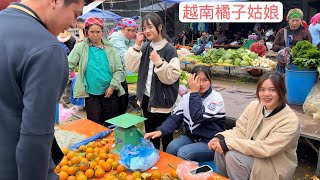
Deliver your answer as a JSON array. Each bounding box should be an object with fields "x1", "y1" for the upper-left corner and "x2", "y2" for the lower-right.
[{"x1": 139, "y1": 0, "x2": 141, "y2": 17}]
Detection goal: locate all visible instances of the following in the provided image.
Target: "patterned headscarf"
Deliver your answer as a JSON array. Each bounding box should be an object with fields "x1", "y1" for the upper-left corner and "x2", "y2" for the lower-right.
[
  {"x1": 83, "y1": 17, "x2": 105, "y2": 37},
  {"x1": 108, "y1": 18, "x2": 137, "y2": 37},
  {"x1": 286, "y1": 8, "x2": 303, "y2": 21},
  {"x1": 310, "y1": 13, "x2": 320, "y2": 26}
]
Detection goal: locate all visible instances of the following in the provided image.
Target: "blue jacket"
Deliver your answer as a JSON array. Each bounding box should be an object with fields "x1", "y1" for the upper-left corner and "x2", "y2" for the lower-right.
[
  {"x1": 0, "y1": 4, "x2": 68, "y2": 180},
  {"x1": 157, "y1": 88, "x2": 226, "y2": 142}
]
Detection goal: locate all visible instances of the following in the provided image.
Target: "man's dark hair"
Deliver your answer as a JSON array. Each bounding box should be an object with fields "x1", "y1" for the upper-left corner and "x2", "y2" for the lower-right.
[{"x1": 76, "y1": 17, "x2": 85, "y2": 23}]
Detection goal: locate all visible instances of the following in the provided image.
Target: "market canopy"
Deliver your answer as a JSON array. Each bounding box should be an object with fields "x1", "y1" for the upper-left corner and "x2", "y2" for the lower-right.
[
  {"x1": 140, "y1": 1, "x2": 176, "y2": 12},
  {"x1": 79, "y1": 8, "x2": 123, "y2": 21}
]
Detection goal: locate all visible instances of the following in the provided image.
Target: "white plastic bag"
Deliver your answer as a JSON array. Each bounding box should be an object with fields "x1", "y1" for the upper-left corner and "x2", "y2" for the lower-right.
[{"x1": 303, "y1": 81, "x2": 320, "y2": 120}]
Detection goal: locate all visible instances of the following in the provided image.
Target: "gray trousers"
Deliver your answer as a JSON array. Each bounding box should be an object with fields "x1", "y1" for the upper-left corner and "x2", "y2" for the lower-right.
[{"x1": 214, "y1": 150, "x2": 254, "y2": 180}]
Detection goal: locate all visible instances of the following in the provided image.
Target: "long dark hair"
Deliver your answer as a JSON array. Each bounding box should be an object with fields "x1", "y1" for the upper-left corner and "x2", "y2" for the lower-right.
[{"x1": 142, "y1": 13, "x2": 171, "y2": 42}]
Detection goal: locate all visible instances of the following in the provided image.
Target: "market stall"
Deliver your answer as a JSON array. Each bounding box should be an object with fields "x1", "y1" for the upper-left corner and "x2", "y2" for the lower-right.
[
  {"x1": 178, "y1": 47, "x2": 276, "y2": 75},
  {"x1": 57, "y1": 118, "x2": 229, "y2": 180}
]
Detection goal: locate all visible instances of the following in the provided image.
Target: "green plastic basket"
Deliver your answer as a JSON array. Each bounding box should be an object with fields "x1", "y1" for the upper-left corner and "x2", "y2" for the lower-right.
[{"x1": 126, "y1": 73, "x2": 138, "y2": 84}]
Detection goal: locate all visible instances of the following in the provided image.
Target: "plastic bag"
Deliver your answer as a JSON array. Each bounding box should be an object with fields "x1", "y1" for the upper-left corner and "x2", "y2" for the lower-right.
[
  {"x1": 119, "y1": 138, "x2": 160, "y2": 172},
  {"x1": 70, "y1": 75, "x2": 85, "y2": 107},
  {"x1": 59, "y1": 104, "x2": 79, "y2": 122},
  {"x1": 303, "y1": 82, "x2": 320, "y2": 120},
  {"x1": 176, "y1": 161, "x2": 221, "y2": 180}
]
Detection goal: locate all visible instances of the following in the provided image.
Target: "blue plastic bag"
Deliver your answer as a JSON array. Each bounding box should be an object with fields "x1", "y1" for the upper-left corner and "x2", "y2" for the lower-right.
[
  {"x1": 68, "y1": 130, "x2": 112, "y2": 150},
  {"x1": 119, "y1": 138, "x2": 160, "y2": 172},
  {"x1": 70, "y1": 75, "x2": 85, "y2": 107}
]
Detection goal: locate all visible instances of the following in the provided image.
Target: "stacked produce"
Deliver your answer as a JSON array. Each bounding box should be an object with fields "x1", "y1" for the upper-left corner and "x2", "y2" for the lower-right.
[
  {"x1": 54, "y1": 138, "x2": 177, "y2": 180},
  {"x1": 179, "y1": 54, "x2": 203, "y2": 64},
  {"x1": 252, "y1": 57, "x2": 277, "y2": 69},
  {"x1": 180, "y1": 47, "x2": 259, "y2": 67}
]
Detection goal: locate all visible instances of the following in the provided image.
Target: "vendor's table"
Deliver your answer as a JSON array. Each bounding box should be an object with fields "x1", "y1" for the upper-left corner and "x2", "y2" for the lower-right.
[{"x1": 59, "y1": 119, "x2": 229, "y2": 179}]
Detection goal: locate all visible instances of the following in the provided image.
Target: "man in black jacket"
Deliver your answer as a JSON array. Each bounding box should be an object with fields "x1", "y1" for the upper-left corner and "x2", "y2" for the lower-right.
[{"x1": 0, "y1": 0, "x2": 89, "y2": 179}]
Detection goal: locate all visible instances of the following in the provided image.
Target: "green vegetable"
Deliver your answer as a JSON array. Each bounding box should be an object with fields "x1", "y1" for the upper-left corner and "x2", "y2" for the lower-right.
[{"x1": 292, "y1": 41, "x2": 320, "y2": 70}]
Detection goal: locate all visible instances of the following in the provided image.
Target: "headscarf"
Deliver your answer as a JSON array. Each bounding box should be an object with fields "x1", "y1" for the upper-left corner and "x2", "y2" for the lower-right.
[
  {"x1": 108, "y1": 18, "x2": 137, "y2": 37},
  {"x1": 310, "y1": 13, "x2": 320, "y2": 26},
  {"x1": 286, "y1": 8, "x2": 308, "y2": 29},
  {"x1": 83, "y1": 17, "x2": 104, "y2": 37},
  {"x1": 286, "y1": 8, "x2": 303, "y2": 21}
]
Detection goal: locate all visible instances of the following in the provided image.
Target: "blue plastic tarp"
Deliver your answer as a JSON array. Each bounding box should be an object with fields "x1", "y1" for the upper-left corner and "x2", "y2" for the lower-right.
[
  {"x1": 68, "y1": 129, "x2": 113, "y2": 150},
  {"x1": 79, "y1": 8, "x2": 123, "y2": 21}
]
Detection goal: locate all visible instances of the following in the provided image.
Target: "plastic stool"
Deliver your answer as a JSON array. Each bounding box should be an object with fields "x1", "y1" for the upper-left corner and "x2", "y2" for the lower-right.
[{"x1": 198, "y1": 161, "x2": 216, "y2": 172}]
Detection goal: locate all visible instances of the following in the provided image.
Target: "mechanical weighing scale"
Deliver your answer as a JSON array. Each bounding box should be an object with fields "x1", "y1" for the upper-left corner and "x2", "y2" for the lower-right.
[{"x1": 106, "y1": 113, "x2": 146, "y2": 155}]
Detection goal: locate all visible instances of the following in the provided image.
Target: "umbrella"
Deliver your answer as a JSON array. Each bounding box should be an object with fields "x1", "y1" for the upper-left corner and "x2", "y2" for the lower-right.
[{"x1": 79, "y1": 8, "x2": 122, "y2": 21}]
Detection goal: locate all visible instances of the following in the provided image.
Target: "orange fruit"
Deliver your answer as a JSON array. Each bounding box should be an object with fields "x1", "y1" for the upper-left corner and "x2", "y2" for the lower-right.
[
  {"x1": 87, "y1": 142, "x2": 96, "y2": 148},
  {"x1": 79, "y1": 162, "x2": 89, "y2": 172},
  {"x1": 98, "y1": 159, "x2": 106, "y2": 166},
  {"x1": 85, "y1": 153, "x2": 94, "y2": 160},
  {"x1": 107, "y1": 153, "x2": 114, "y2": 159},
  {"x1": 97, "y1": 141, "x2": 104, "y2": 147},
  {"x1": 170, "y1": 169, "x2": 179, "y2": 179},
  {"x1": 106, "y1": 158, "x2": 114, "y2": 164},
  {"x1": 84, "y1": 169, "x2": 94, "y2": 179},
  {"x1": 132, "y1": 171, "x2": 141, "y2": 178},
  {"x1": 67, "y1": 176, "x2": 76, "y2": 180},
  {"x1": 118, "y1": 172, "x2": 128, "y2": 180},
  {"x1": 85, "y1": 147, "x2": 94, "y2": 154},
  {"x1": 89, "y1": 161, "x2": 97, "y2": 169},
  {"x1": 76, "y1": 174, "x2": 87, "y2": 180},
  {"x1": 93, "y1": 147, "x2": 100, "y2": 153},
  {"x1": 67, "y1": 151, "x2": 77, "y2": 160},
  {"x1": 54, "y1": 165, "x2": 61, "y2": 173},
  {"x1": 111, "y1": 160, "x2": 119, "y2": 170},
  {"x1": 60, "y1": 165, "x2": 69, "y2": 172},
  {"x1": 78, "y1": 145, "x2": 86, "y2": 152},
  {"x1": 94, "y1": 168, "x2": 105, "y2": 178},
  {"x1": 101, "y1": 162, "x2": 112, "y2": 172},
  {"x1": 125, "y1": 174, "x2": 135, "y2": 180},
  {"x1": 59, "y1": 158, "x2": 69, "y2": 167},
  {"x1": 61, "y1": 147, "x2": 69, "y2": 156},
  {"x1": 117, "y1": 164, "x2": 126, "y2": 173},
  {"x1": 94, "y1": 156, "x2": 101, "y2": 163},
  {"x1": 94, "y1": 165, "x2": 102, "y2": 171},
  {"x1": 67, "y1": 166, "x2": 77, "y2": 176},
  {"x1": 59, "y1": 171, "x2": 69, "y2": 180},
  {"x1": 75, "y1": 171, "x2": 84, "y2": 177},
  {"x1": 150, "y1": 170, "x2": 162, "y2": 180},
  {"x1": 104, "y1": 174, "x2": 117, "y2": 180},
  {"x1": 71, "y1": 156, "x2": 80, "y2": 165},
  {"x1": 80, "y1": 158, "x2": 88, "y2": 164},
  {"x1": 99, "y1": 152, "x2": 108, "y2": 160}
]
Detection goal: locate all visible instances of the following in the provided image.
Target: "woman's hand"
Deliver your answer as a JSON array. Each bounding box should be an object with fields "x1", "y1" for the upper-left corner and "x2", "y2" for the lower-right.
[
  {"x1": 136, "y1": 32, "x2": 145, "y2": 46},
  {"x1": 189, "y1": 73, "x2": 200, "y2": 93},
  {"x1": 149, "y1": 50, "x2": 161, "y2": 63},
  {"x1": 208, "y1": 137, "x2": 224, "y2": 154},
  {"x1": 104, "y1": 87, "x2": 113, "y2": 98},
  {"x1": 144, "y1": 131, "x2": 162, "y2": 140}
]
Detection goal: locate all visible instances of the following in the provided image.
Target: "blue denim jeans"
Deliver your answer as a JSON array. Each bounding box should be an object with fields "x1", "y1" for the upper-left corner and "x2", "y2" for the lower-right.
[{"x1": 166, "y1": 135, "x2": 215, "y2": 162}]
